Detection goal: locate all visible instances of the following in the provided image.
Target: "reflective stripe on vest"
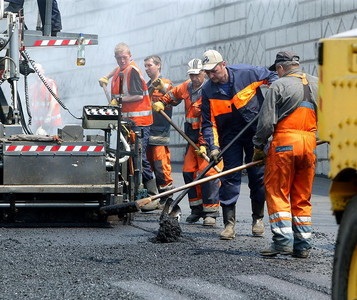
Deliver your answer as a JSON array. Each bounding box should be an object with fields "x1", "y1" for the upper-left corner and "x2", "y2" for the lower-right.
[
  {"x1": 111, "y1": 64, "x2": 153, "y2": 126},
  {"x1": 122, "y1": 110, "x2": 152, "y2": 118},
  {"x1": 186, "y1": 117, "x2": 200, "y2": 124}
]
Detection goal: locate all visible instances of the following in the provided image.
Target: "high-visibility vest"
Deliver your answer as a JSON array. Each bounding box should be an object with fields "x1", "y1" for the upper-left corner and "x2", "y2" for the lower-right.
[{"x1": 111, "y1": 63, "x2": 153, "y2": 126}]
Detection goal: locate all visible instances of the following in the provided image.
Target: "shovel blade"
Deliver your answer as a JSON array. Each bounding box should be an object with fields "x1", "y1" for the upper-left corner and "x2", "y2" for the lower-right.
[{"x1": 160, "y1": 198, "x2": 181, "y2": 220}]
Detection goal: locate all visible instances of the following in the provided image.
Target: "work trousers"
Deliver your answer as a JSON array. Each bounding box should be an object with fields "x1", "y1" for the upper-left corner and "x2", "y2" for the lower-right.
[
  {"x1": 146, "y1": 145, "x2": 173, "y2": 188},
  {"x1": 265, "y1": 131, "x2": 316, "y2": 251},
  {"x1": 219, "y1": 136, "x2": 265, "y2": 220},
  {"x1": 37, "y1": 0, "x2": 62, "y2": 32},
  {"x1": 182, "y1": 144, "x2": 222, "y2": 217}
]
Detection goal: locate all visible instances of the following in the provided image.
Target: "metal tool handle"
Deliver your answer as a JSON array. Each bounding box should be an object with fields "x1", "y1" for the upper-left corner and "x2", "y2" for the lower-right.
[
  {"x1": 159, "y1": 109, "x2": 222, "y2": 173},
  {"x1": 166, "y1": 113, "x2": 260, "y2": 212}
]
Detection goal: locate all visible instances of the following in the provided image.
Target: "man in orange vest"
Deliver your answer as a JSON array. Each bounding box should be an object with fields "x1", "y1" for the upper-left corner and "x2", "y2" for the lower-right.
[
  {"x1": 99, "y1": 43, "x2": 158, "y2": 210},
  {"x1": 144, "y1": 55, "x2": 174, "y2": 210},
  {"x1": 252, "y1": 51, "x2": 318, "y2": 258},
  {"x1": 153, "y1": 59, "x2": 223, "y2": 226}
]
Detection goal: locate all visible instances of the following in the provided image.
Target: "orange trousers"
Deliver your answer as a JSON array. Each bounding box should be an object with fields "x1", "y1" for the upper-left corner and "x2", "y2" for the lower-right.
[
  {"x1": 182, "y1": 144, "x2": 223, "y2": 216},
  {"x1": 265, "y1": 130, "x2": 316, "y2": 250},
  {"x1": 146, "y1": 145, "x2": 173, "y2": 189}
]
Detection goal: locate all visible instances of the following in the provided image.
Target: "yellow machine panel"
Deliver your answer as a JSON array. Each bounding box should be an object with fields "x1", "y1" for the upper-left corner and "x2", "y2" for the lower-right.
[{"x1": 318, "y1": 34, "x2": 357, "y2": 179}]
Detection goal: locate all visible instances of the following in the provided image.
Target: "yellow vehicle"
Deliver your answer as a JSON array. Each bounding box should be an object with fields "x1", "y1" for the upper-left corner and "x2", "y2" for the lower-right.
[{"x1": 317, "y1": 29, "x2": 357, "y2": 300}]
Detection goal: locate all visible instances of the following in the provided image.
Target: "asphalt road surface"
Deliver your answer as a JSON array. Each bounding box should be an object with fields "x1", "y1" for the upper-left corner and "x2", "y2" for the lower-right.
[{"x1": 0, "y1": 163, "x2": 338, "y2": 299}]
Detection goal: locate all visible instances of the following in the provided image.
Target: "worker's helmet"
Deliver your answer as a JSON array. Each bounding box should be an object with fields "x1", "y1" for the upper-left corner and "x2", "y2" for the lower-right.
[{"x1": 187, "y1": 59, "x2": 203, "y2": 75}]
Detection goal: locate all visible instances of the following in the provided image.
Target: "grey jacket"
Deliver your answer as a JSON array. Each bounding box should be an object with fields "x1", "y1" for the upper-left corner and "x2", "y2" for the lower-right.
[{"x1": 253, "y1": 68, "x2": 318, "y2": 149}]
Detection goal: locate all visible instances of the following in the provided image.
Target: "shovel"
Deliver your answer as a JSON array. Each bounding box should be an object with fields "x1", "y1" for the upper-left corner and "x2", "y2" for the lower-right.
[
  {"x1": 158, "y1": 109, "x2": 221, "y2": 173},
  {"x1": 100, "y1": 114, "x2": 259, "y2": 216},
  {"x1": 160, "y1": 113, "x2": 260, "y2": 218},
  {"x1": 100, "y1": 160, "x2": 262, "y2": 216}
]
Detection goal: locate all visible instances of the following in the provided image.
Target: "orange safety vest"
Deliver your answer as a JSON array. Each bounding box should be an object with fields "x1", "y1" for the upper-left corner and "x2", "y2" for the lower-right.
[
  {"x1": 276, "y1": 73, "x2": 317, "y2": 133},
  {"x1": 111, "y1": 63, "x2": 153, "y2": 126}
]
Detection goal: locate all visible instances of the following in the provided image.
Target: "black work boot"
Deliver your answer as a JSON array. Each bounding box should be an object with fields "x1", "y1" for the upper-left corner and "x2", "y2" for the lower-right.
[
  {"x1": 186, "y1": 206, "x2": 203, "y2": 223},
  {"x1": 220, "y1": 205, "x2": 236, "y2": 240},
  {"x1": 158, "y1": 183, "x2": 174, "y2": 209}
]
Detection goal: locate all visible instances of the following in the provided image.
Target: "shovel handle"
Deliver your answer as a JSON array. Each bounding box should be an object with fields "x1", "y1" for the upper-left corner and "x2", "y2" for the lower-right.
[
  {"x1": 102, "y1": 86, "x2": 111, "y2": 104},
  {"x1": 145, "y1": 160, "x2": 262, "y2": 203},
  {"x1": 159, "y1": 110, "x2": 222, "y2": 173}
]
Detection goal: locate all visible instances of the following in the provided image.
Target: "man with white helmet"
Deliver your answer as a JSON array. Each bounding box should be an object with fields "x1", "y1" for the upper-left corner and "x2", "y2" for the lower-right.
[{"x1": 153, "y1": 59, "x2": 222, "y2": 226}]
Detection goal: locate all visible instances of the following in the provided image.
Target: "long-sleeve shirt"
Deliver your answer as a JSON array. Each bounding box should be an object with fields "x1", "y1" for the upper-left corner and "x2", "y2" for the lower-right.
[
  {"x1": 160, "y1": 79, "x2": 206, "y2": 144},
  {"x1": 253, "y1": 69, "x2": 318, "y2": 149},
  {"x1": 201, "y1": 64, "x2": 278, "y2": 150}
]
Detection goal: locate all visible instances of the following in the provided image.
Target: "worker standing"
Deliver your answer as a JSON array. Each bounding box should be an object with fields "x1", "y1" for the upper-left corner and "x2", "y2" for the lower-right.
[
  {"x1": 143, "y1": 55, "x2": 174, "y2": 210},
  {"x1": 252, "y1": 51, "x2": 318, "y2": 258},
  {"x1": 201, "y1": 50, "x2": 278, "y2": 239},
  {"x1": 153, "y1": 59, "x2": 222, "y2": 226},
  {"x1": 30, "y1": 63, "x2": 62, "y2": 135},
  {"x1": 98, "y1": 43, "x2": 158, "y2": 211}
]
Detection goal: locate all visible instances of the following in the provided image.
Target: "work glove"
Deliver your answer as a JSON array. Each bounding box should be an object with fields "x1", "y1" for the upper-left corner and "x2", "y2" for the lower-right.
[
  {"x1": 98, "y1": 76, "x2": 109, "y2": 87},
  {"x1": 110, "y1": 99, "x2": 118, "y2": 106},
  {"x1": 252, "y1": 147, "x2": 266, "y2": 164},
  {"x1": 152, "y1": 78, "x2": 165, "y2": 91},
  {"x1": 152, "y1": 101, "x2": 165, "y2": 112},
  {"x1": 195, "y1": 145, "x2": 207, "y2": 157},
  {"x1": 209, "y1": 149, "x2": 221, "y2": 164}
]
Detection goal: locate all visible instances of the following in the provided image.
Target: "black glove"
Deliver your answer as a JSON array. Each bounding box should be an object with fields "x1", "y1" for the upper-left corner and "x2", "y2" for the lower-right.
[{"x1": 252, "y1": 147, "x2": 266, "y2": 164}]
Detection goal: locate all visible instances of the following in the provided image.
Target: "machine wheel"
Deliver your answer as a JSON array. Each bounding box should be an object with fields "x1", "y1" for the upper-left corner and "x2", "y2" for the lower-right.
[{"x1": 332, "y1": 196, "x2": 357, "y2": 300}]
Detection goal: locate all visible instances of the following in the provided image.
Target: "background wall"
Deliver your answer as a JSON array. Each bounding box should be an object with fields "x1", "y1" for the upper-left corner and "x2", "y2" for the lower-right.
[{"x1": 17, "y1": 0, "x2": 357, "y2": 175}]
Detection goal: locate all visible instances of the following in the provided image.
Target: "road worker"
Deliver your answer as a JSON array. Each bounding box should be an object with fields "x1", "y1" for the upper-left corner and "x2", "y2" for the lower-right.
[
  {"x1": 201, "y1": 50, "x2": 278, "y2": 239},
  {"x1": 98, "y1": 43, "x2": 158, "y2": 210},
  {"x1": 153, "y1": 59, "x2": 222, "y2": 226},
  {"x1": 143, "y1": 55, "x2": 174, "y2": 210},
  {"x1": 252, "y1": 51, "x2": 318, "y2": 258}
]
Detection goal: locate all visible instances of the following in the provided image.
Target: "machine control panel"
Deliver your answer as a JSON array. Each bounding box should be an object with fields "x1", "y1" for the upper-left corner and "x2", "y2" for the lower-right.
[{"x1": 82, "y1": 105, "x2": 119, "y2": 129}]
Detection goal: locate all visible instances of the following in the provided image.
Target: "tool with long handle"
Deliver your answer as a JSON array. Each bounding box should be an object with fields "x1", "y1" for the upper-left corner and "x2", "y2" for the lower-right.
[
  {"x1": 163, "y1": 113, "x2": 260, "y2": 215},
  {"x1": 158, "y1": 109, "x2": 221, "y2": 173},
  {"x1": 102, "y1": 85, "x2": 111, "y2": 104},
  {"x1": 114, "y1": 72, "x2": 124, "y2": 197},
  {"x1": 100, "y1": 139, "x2": 328, "y2": 216},
  {"x1": 100, "y1": 160, "x2": 262, "y2": 216},
  {"x1": 101, "y1": 115, "x2": 259, "y2": 216},
  {"x1": 166, "y1": 138, "x2": 328, "y2": 216}
]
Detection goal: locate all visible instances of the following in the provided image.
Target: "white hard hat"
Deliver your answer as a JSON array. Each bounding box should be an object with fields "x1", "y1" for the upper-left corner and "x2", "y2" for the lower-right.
[{"x1": 187, "y1": 59, "x2": 203, "y2": 75}]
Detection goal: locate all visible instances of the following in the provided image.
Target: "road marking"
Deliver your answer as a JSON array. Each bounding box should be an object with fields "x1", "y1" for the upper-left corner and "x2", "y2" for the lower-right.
[
  {"x1": 236, "y1": 274, "x2": 330, "y2": 300},
  {"x1": 171, "y1": 278, "x2": 248, "y2": 299},
  {"x1": 291, "y1": 272, "x2": 331, "y2": 289},
  {"x1": 112, "y1": 280, "x2": 190, "y2": 300}
]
